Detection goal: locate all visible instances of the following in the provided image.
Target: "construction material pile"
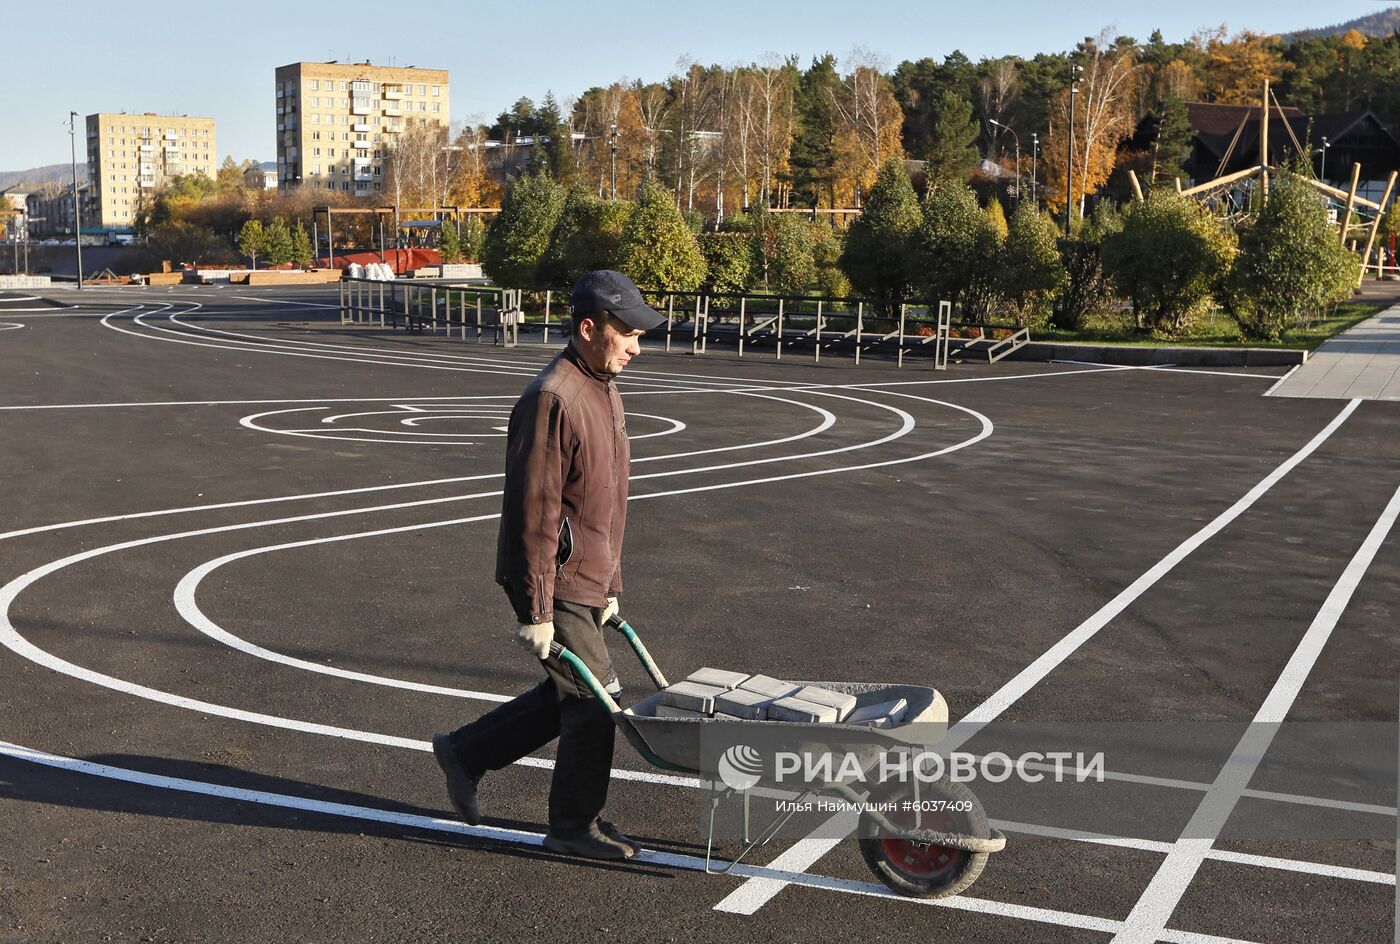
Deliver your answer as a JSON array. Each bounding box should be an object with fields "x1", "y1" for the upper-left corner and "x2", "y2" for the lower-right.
[{"x1": 656, "y1": 668, "x2": 907, "y2": 728}]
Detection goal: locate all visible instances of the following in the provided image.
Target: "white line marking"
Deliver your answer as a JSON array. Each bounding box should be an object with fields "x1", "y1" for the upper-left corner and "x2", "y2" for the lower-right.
[
  {"x1": 1112, "y1": 470, "x2": 1400, "y2": 943},
  {"x1": 0, "y1": 737, "x2": 1138, "y2": 936},
  {"x1": 713, "y1": 397, "x2": 1364, "y2": 915}
]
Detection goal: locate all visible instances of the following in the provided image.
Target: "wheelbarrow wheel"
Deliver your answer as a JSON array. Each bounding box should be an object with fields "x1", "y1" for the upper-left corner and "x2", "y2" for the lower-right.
[{"x1": 857, "y1": 778, "x2": 989, "y2": 899}]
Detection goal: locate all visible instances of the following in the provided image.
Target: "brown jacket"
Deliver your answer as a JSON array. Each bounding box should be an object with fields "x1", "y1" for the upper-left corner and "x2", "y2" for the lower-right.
[{"x1": 496, "y1": 345, "x2": 629, "y2": 624}]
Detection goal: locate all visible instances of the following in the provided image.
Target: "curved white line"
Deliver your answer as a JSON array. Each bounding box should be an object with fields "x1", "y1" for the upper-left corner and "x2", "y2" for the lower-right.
[
  {"x1": 0, "y1": 395, "x2": 990, "y2": 730},
  {"x1": 0, "y1": 322, "x2": 24, "y2": 331}
]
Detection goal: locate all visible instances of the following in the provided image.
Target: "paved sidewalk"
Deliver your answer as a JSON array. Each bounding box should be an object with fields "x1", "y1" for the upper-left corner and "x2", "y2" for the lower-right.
[{"x1": 1267, "y1": 304, "x2": 1400, "y2": 400}]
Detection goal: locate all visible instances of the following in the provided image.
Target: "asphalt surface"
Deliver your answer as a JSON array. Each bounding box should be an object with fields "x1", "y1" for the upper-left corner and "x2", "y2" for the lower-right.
[{"x1": 0, "y1": 283, "x2": 1395, "y2": 944}]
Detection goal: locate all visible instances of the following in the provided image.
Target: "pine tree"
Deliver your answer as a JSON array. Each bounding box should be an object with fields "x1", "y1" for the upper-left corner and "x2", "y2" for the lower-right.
[
  {"x1": 481, "y1": 169, "x2": 565, "y2": 286},
  {"x1": 261, "y1": 219, "x2": 293, "y2": 266},
  {"x1": 237, "y1": 218, "x2": 265, "y2": 269},
  {"x1": 615, "y1": 181, "x2": 707, "y2": 291},
  {"x1": 924, "y1": 90, "x2": 981, "y2": 181},
  {"x1": 290, "y1": 221, "x2": 313, "y2": 268},
  {"x1": 1151, "y1": 93, "x2": 1193, "y2": 183},
  {"x1": 439, "y1": 219, "x2": 462, "y2": 264},
  {"x1": 838, "y1": 157, "x2": 922, "y2": 306},
  {"x1": 789, "y1": 54, "x2": 843, "y2": 208}
]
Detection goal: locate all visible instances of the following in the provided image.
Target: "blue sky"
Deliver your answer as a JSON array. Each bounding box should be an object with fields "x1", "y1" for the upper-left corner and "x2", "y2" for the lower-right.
[{"x1": 4, "y1": 0, "x2": 1393, "y2": 171}]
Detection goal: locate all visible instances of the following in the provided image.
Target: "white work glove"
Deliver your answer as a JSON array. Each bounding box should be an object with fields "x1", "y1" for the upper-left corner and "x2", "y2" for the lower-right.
[
  {"x1": 515, "y1": 620, "x2": 554, "y2": 660},
  {"x1": 602, "y1": 596, "x2": 619, "y2": 623}
]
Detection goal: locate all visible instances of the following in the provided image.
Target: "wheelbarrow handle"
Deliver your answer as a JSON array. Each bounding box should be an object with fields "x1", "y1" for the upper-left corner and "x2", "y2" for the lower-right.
[
  {"x1": 604, "y1": 614, "x2": 670, "y2": 690},
  {"x1": 546, "y1": 642, "x2": 624, "y2": 715}
]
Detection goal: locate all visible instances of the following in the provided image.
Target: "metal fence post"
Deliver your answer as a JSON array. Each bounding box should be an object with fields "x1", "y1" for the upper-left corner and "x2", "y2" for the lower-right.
[
  {"x1": 701, "y1": 295, "x2": 709, "y2": 354},
  {"x1": 339, "y1": 279, "x2": 347, "y2": 324},
  {"x1": 738, "y1": 297, "x2": 746, "y2": 357},
  {"x1": 897, "y1": 303, "x2": 906, "y2": 368},
  {"x1": 543, "y1": 289, "x2": 551, "y2": 344},
  {"x1": 776, "y1": 298, "x2": 784, "y2": 360},
  {"x1": 379, "y1": 281, "x2": 386, "y2": 327},
  {"x1": 691, "y1": 295, "x2": 701, "y2": 356},
  {"x1": 814, "y1": 300, "x2": 823, "y2": 363},
  {"x1": 854, "y1": 302, "x2": 863, "y2": 365},
  {"x1": 665, "y1": 295, "x2": 674, "y2": 352},
  {"x1": 476, "y1": 295, "x2": 483, "y2": 342}
]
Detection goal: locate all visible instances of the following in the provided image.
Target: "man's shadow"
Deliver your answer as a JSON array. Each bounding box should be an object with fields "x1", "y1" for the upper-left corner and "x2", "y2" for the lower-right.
[{"x1": 0, "y1": 752, "x2": 708, "y2": 878}]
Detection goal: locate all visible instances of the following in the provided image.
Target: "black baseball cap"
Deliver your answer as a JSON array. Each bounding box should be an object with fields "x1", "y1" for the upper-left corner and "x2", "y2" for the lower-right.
[{"x1": 569, "y1": 270, "x2": 665, "y2": 331}]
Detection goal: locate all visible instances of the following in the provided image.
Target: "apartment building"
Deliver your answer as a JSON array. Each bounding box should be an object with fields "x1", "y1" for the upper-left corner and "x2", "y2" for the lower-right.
[
  {"x1": 273, "y1": 60, "x2": 451, "y2": 195},
  {"x1": 85, "y1": 113, "x2": 217, "y2": 230}
]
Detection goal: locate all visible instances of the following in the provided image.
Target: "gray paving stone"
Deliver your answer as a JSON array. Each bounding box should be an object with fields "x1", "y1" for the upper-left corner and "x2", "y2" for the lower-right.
[
  {"x1": 845, "y1": 697, "x2": 909, "y2": 729},
  {"x1": 714, "y1": 687, "x2": 772, "y2": 720},
  {"x1": 768, "y1": 696, "x2": 840, "y2": 723},
  {"x1": 655, "y1": 703, "x2": 708, "y2": 719},
  {"x1": 686, "y1": 667, "x2": 750, "y2": 690},
  {"x1": 659, "y1": 680, "x2": 727, "y2": 714},
  {"x1": 793, "y1": 685, "x2": 858, "y2": 721},
  {"x1": 737, "y1": 674, "x2": 801, "y2": 699}
]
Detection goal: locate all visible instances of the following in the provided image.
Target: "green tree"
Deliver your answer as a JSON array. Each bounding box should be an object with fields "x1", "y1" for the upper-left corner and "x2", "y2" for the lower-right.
[
  {"x1": 481, "y1": 169, "x2": 565, "y2": 286},
  {"x1": 698, "y1": 232, "x2": 755, "y2": 293},
  {"x1": 261, "y1": 219, "x2": 293, "y2": 266},
  {"x1": 147, "y1": 221, "x2": 237, "y2": 266},
  {"x1": 290, "y1": 221, "x2": 313, "y2": 268},
  {"x1": 1224, "y1": 172, "x2": 1360, "y2": 340},
  {"x1": 838, "y1": 157, "x2": 922, "y2": 305},
  {"x1": 1151, "y1": 93, "x2": 1193, "y2": 183},
  {"x1": 537, "y1": 93, "x2": 579, "y2": 185},
  {"x1": 461, "y1": 216, "x2": 486, "y2": 263},
  {"x1": 439, "y1": 218, "x2": 462, "y2": 263},
  {"x1": 537, "y1": 182, "x2": 592, "y2": 285},
  {"x1": 751, "y1": 211, "x2": 816, "y2": 294},
  {"x1": 1102, "y1": 192, "x2": 1236, "y2": 335},
  {"x1": 998, "y1": 204, "x2": 1066, "y2": 326},
  {"x1": 1053, "y1": 203, "x2": 1121, "y2": 330},
  {"x1": 810, "y1": 221, "x2": 849, "y2": 297},
  {"x1": 237, "y1": 218, "x2": 265, "y2": 269},
  {"x1": 216, "y1": 156, "x2": 245, "y2": 193},
  {"x1": 924, "y1": 90, "x2": 981, "y2": 181},
  {"x1": 908, "y1": 176, "x2": 998, "y2": 312},
  {"x1": 615, "y1": 181, "x2": 707, "y2": 291},
  {"x1": 789, "y1": 54, "x2": 843, "y2": 208}
]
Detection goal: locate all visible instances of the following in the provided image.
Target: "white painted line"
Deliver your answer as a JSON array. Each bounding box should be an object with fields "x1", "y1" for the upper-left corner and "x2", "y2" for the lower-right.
[
  {"x1": 1262, "y1": 364, "x2": 1301, "y2": 397},
  {"x1": 713, "y1": 397, "x2": 1364, "y2": 915},
  {"x1": 1158, "y1": 931, "x2": 1266, "y2": 944},
  {"x1": 1113, "y1": 471, "x2": 1400, "y2": 943},
  {"x1": 1207, "y1": 849, "x2": 1395, "y2": 886},
  {"x1": 1240, "y1": 787, "x2": 1396, "y2": 817},
  {"x1": 0, "y1": 737, "x2": 1138, "y2": 936},
  {"x1": 0, "y1": 322, "x2": 24, "y2": 331}
]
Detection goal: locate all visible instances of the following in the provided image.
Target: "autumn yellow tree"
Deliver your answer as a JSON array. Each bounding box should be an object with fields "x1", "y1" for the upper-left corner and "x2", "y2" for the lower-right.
[
  {"x1": 574, "y1": 82, "x2": 649, "y2": 199},
  {"x1": 831, "y1": 49, "x2": 904, "y2": 205},
  {"x1": 1199, "y1": 28, "x2": 1288, "y2": 104},
  {"x1": 1041, "y1": 35, "x2": 1140, "y2": 216}
]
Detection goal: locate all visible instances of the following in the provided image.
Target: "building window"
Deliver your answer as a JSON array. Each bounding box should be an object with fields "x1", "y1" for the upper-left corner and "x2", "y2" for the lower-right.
[
  {"x1": 419, "y1": 101, "x2": 426, "y2": 112},
  {"x1": 433, "y1": 103, "x2": 440, "y2": 113},
  {"x1": 352, "y1": 80, "x2": 370, "y2": 92},
  {"x1": 417, "y1": 84, "x2": 425, "y2": 95},
  {"x1": 432, "y1": 85, "x2": 440, "y2": 96},
  {"x1": 314, "y1": 148, "x2": 321, "y2": 156},
  {"x1": 310, "y1": 79, "x2": 319, "y2": 90},
  {"x1": 339, "y1": 81, "x2": 347, "y2": 91}
]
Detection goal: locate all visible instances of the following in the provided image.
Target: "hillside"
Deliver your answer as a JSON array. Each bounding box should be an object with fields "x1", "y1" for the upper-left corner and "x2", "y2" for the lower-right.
[
  {"x1": 0, "y1": 164, "x2": 86, "y2": 193},
  {"x1": 1290, "y1": 6, "x2": 1400, "y2": 39}
]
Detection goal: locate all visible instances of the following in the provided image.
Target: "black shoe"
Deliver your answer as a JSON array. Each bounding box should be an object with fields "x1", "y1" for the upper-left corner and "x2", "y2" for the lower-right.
[
  {"x1": 543, "y1": 824, "x2": 635, "y2": 860},
  {"x1": 431, "y1": 734, "x2": 481, "y2": 825},
  {"x1": 597, "y1": 819, "x2": 643, "y2": 857}
]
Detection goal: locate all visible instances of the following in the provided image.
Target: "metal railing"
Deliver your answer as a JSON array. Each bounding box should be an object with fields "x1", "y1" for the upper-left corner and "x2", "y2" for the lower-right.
[{"x1": 337, "y1": 278, "x2": 1032, "y2": 369}]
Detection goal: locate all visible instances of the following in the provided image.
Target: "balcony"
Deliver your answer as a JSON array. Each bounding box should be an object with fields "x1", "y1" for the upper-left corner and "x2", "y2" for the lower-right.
[
  {"x1": 164, "y1": 130, "x2": 178, "y2": 140},
  {"x1": 351, "y1": 99, "x2": 371, "y2": 116},
  {"x1": 139, "y1": 144, "x2": 154, "y2": 153},
  {"x1": 353, "y1": 123, "x2": 371, "y2": 133},
  {"x1": 353, "y1": 139, "x2": 370, "y2": 149},
  {"x1": 383, "y1": 123, "x2": 402, "y2": 133},
  {"x1": 382, "y1": 86, "x2": 403, "y2": 100}
]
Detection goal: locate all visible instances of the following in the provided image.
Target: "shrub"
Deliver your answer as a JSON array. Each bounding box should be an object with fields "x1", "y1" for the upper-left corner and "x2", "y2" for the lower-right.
[
  {"x1": 998, "y1": 204, "x2": 1066, "y2": 327},
  {"x1": 1223, "y1": 173, "x2": 1360, "y2": 340},
  {"x1": 839, "y1": 157, "x2": 921, "y2": 306},
  {"x1": 698, "y1": 232, "x2": 755, "y2": 293},
  {"x1": 540, "y1": 187, "x2": 634, "y2": 285},
  {"x1": 290, "y1": 221, "x2": 314, "y2": 268},
  {"x1": 810, "y1": 222, "x2": 850, "y2": 298},
  {"x1": 1102, "y1": 192, "x2": 1236, "y2": 335},
  {"x1": 481, "y1": 169, "x2": 565, "y2": 286},
  {"x1": 1052, "y1": 203, "x2": 1120, "y2": 330},
  {"x1": 439, "y1": 219, "x2": 462, "y2": 263},
  {"x1": 261, "y1": 219, "x2": 294, "y2": 266},
  {"x1": 909, "y1": 176, "x2": 1000, "y2": 315},
  {"x1": 615, "y1": 181, "x2": 707, "y2": 291},
  {"x1": 752, "y1": 211, "x2": 816, "y2": 294}
]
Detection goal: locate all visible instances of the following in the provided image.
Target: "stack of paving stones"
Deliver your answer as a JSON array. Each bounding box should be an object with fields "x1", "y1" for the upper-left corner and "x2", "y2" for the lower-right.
[{"x1": 656, "y1": 668, "x2": 908, "y2": 728}]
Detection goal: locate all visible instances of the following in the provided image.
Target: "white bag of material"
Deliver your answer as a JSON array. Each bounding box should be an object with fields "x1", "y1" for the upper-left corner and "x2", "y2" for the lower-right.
[{"x1": 348, "y1": 263, "x2": 365, "y2": 279}]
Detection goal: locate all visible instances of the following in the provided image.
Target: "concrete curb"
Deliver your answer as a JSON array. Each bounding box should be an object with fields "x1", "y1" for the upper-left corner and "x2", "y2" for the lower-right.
[{"x1": 1003, "y1": 341, "x2": 1308, "y2": 367}]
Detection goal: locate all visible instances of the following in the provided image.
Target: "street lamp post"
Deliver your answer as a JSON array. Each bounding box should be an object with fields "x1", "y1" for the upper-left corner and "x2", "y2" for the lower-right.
[
  {"x1": 1319, "y1": 135, "x2": 1330, "y2": 183},
  {"x1": 1031, "y1": 132, "x2": 1039, "y2": 208},
  {"x1": 609, "y1": 123, "x2": 618, "y2": 200},
  {"x1": 1065, "y1": 64, "x2": 1082, "y2": 233},
  {"x1": 67, "y1": 111, "x2": 84, "y2": 290},
  {"x1": 989, "y1": 119, "x2": 1021, "y2": 209}
]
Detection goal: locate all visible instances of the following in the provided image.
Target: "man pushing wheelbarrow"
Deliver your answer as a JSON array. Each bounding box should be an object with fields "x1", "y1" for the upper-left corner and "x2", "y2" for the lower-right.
[{"x1": 432, "y1": 270, "x2": 663, "y2": 861}]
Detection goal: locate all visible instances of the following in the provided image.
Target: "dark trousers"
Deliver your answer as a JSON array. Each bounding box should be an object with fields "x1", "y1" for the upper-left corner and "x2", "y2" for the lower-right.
[{"x1": 444, "y1": 599, "x2": 618, "y2": 836}]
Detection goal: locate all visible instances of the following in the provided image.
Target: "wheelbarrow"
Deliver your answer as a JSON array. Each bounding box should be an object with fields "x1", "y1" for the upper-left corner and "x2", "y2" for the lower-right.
[{"x1": 548, "y1": 614, "x2": 1005, "y2": 899}]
